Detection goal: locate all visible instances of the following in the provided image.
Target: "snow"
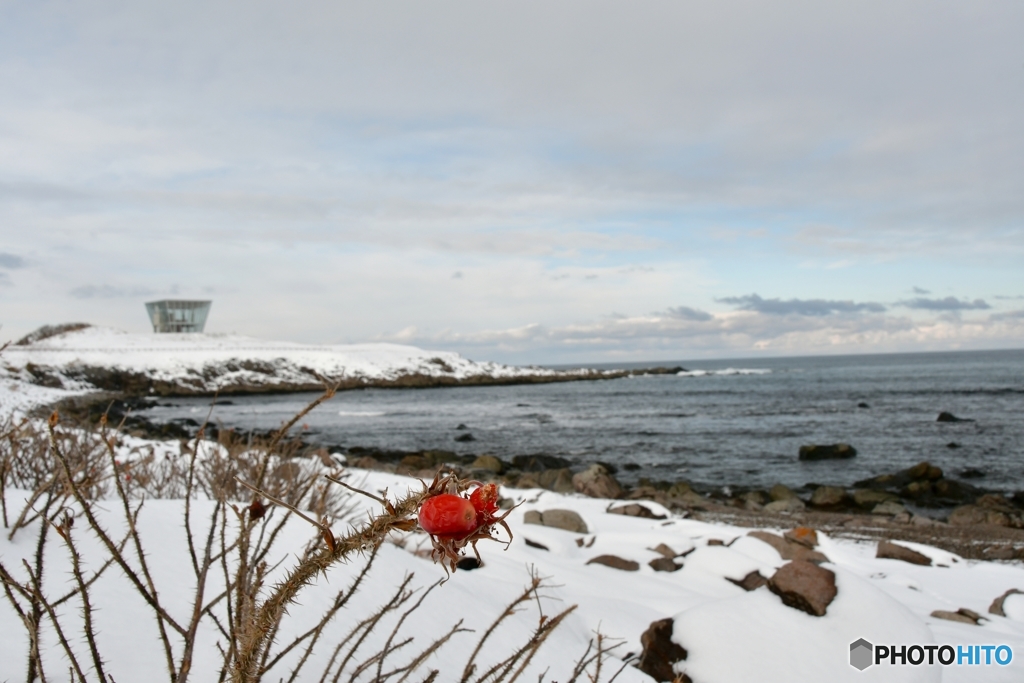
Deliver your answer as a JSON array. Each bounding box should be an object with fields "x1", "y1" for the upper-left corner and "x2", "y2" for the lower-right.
[{"x1": 3, "y1": 458, "x2": 1023, "y2": 682}]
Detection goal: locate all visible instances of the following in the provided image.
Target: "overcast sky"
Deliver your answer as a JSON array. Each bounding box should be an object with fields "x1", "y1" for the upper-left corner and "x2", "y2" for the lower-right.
[{"x1": 1, "y1": 1, "x2": 1022, "y2": 364}]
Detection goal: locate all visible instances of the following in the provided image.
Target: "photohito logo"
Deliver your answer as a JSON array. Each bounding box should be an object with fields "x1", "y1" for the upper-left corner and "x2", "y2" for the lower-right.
[{"x1": 850, "y1": 639, "x2": 1013, "y2": 670}]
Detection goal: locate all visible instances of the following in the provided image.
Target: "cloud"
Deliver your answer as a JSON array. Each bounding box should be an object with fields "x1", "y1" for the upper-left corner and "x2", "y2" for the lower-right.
[
  {"x1": 665, "y1": 306, "x2": 713, "y2": 322},
  {"x1": 0, "y1": 253, "x2": 26, "y2": 269},
  {"x1": 912, "y1": 286, "x2": 930, "y2": 294},
  {"x1": 69, "y1": 284, "x2": 158, "y2": 299},
  {"x1": 898, "y1": 297, "x2": 991, "y2": 311},
  {"x1": 717, "y1": 293, "x2": 886, "y2": 316}
]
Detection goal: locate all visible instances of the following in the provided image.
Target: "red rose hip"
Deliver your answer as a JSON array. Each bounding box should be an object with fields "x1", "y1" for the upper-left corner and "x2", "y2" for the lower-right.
[{"x1": 418, "y1": 494, "x2": 478, "y2": 539}]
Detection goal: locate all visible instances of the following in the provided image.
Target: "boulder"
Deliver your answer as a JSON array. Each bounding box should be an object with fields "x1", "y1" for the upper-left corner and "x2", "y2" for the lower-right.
[
  {"x1": 876, "y1": 540, "x2": 931, "y2": 566},
  {"x1": 767, "y1": 560, "x2": 838, "y2": 617},
  {"x1": 948, "y1": 505, "x2": 1022, "y2": 528},
  {"x1": 764, "y1": 498, "x2": 806, "y2": 513},
  {"x1": 852, "y1": 489, "x2": 899, "y2": 509},
  {"x1": 783, "y1": 527, "x2": 819, "y2": 548},
  {"x1": 931, "y1": 609, "x2": 982, "y2": 625},
  {"x1": 872, "y1": 501, "x2": 907, "y2": 516},
  {"x1": 747, "y1": 531, "x2": 829, "y2": 563},
  {"x1": 649, "y1": 543, "x2": 682, "y2": 559},
  {"x1": 523, "y1": 508, "x2": 589, "y2": 533},
  {"x1": 937, "y1": 411, "x2": 973, "y2": 422},
  {"x1": 536, "y1": 467, "x2": 574, "y2": 493},
  {"x1": 769, "y1": 484, "x2": 799, "y2": 501},
  {"x1": 989, "y1": 588, "x2": 1024, "y2": 617},
  {"x1": 454, "y1": 433, "x2": 476, "y2": 442},
  {"x1": 809, "y1": 485, "x2": 847, "y2": 508},
  {"x1": 798, "y1": 443, "x2": 857, "y2": 461},
  {"x1": 906, "y1": 461, "x2": 944, "y2": 480},
  {"x1": 470, "y1": 454, "x2": 504, "y2": 473},
  {"x1": 727, "y1": 570, "x2": 768, "y2": 592},
  {"x1": 511, "y1": 454, "x2": 571, "y2": 472},
  {"x1": 637, "y1": 618, "x2": 689, "y2": 683},
  {"x1": 586, "y1": 554, "x2": 640, "y2": 571},
  {"x1": 523, "y1": 538, "x2": 549, "y2": 551},
  {"x1": 608, "y1": 503, "x2": 667, "y2": 520},
  {"x1": 572, "y1": 464, "x2": 625, "y2": 499},
  {"x1": 649, "y1": 557, "x2": 682, "y2": 572}
]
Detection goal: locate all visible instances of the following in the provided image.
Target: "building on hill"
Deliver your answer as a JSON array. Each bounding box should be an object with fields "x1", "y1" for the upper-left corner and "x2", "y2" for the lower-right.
[{"x1": 145, "y1": 300, "x2": 212, "y2": 333}]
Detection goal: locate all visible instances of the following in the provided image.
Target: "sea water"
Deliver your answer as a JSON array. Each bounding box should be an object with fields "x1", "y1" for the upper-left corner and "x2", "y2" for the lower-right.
[{"x1": 139, "y1": 349, "x2": 1024, "y2": 493}]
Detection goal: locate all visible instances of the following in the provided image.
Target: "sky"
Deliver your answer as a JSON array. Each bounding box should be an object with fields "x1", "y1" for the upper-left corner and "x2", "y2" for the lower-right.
[{"x1": 1, "y1": 0, "x2": 1022, "y2": 365}]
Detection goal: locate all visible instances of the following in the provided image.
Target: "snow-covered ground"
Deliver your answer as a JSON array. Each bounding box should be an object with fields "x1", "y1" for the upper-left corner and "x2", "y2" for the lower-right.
[
  {"x1": 2, "y1": 461, "x2": 1022, "y2": 682},
  {"x1": 1, "y1": 325, "x2": 587, "y2": 412}
]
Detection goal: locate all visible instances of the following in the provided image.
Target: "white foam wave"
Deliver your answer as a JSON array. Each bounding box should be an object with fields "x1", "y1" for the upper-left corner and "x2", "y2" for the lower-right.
[
  {"x1": 677, "y1": 368, "x2": 771, "y2": 377},
  {"x1": 338, "y1": 410, "x2": 386, "y2": 417}
]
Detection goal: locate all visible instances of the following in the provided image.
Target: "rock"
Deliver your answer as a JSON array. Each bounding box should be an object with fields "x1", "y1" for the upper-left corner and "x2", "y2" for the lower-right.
[
  {"x1": 455, "y1": 423, "x2": 469, "y2": 430},
  {"x1": 977, "y1": 493, "x2": 1015, "y2": 511},
  {"x1": 947, "y1": 441, "x2": 962, "y2": 449},
  {"x1": 523, "y1": 538, "x2": 549, "y2": 551},
  {"x1": 650, "y1": 543, "x2": 679, "y2": 559},
  {"x1": 857, "y1": 402, "x2": 870, "y2": 408},
  {"x1": 989, "y1": 588, "x2": 1024, "y2": 616},
  {"x1": 932, "y1": 478, "x2": 983, "y2": 503},
  {"x1": 937, "y1": 411, "x2": 973, "y2": 422},
  {"x1": 727, "y1": 570, "x2": 768, "y2": 591},
  {"x1": 572, "y1": 464, "x2": 624, "y2": 499},
  {"x1": 608, "y1": 503, "x2": 667, "y2": 520},
  {"x1": 783, "y1": 527, "x2": 819, "y2": 548},
  {"x1": 906, "y1": 461, "x2": 944, "y2": 480},
  {"x1": 852, "y1": 489, "x2": 899, "y2": 509},
  {"x1": 767, "y1": 560, "x2": 838, "y2": 617},
  {"x1": 854, "y1": 460, "x2": 945, "y2": 490},
  {"x1": 931, "y1": 609, "x2": 982, "y2": 625},
  {"x1": 769, "y1": 484, "x2": 799, "y2": 501},
  {"x1": 470, "y1": 454, "x2": 504, "y2": 473},
  {"x1": 454, "y1": 433, "x2": 476, "y2": 442},
  {"x1": 948, "y1": 504, "x2": 1021, "y2": 528},
  {"x1": 586, "y1": 555, "x2": 640, "y2": 571},
  {"x1": 536, "y1": 467, "x2": 574, "y2": 493},
  {"x1": 958, "y1": 467, "x2": 985, "y2": 478},
  {"x1": 456, "y1": 556, "x2": 481, "y2": 570},
  {"x1": 764, "y1": 497, "x2": 806, "y2": 513},
  {"x1": 670, "y1": 490, "x2": 712, "y2": 509},
  {"x1": 877, "y1": 540, "x2": 931, "y2": 566},
  {"x1": 798, "y1": 443, "x2": 857, "y2": 461},
  {"x1": 741, "y1": 490, "x2": 768, "y2": 506},
  {"x1": 649, "y1": 557, "x2": 682, "y2": 572},
  {"x1": 511, "y1": 454, "x2": 571, "y2": 472},
  {"x1": 872, "y1": 501, "x2": 907, "y2": 516},
  {"x1": 747, "y1": 531, "x2": 829, "y2": 563},
  {"x1": 523, "y1": 509, "x2": 589, "y2": 533},
  {"x1": 637, "y1": 618, "x2": 689, "y2": 683},
  {"x1": 810, "y1": 485, "x2": 847, "y2": 508}
]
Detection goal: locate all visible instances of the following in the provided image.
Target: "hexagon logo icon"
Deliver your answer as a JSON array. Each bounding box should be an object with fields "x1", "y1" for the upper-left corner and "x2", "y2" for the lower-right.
[{"x1": 850, "y1": 638, "x2": 873, "y2": 670}]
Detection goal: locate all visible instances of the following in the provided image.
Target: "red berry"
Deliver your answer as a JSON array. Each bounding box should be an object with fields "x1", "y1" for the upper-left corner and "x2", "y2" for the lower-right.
[
  {"x1": 418, "y1": 494, "x2": 478, "y2": 539},
  {"x1": 469, "y1": 484, "x2": 499, "y2": 516}
]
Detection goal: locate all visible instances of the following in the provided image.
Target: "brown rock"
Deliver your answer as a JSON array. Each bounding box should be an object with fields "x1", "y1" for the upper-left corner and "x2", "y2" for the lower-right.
[
  {"x1": 637, "y1": 618, "x2": 689, "y2": 682},
  {"x1": 784, "y1": 527, "x2": 819, "y2": 548},
  {"x1": 906, "y1": 461, "x2": 943, "y2": 481},
  {"x1": 524, "y1": 538, "x2": 549, "y2": 551},
  {"x1": 586, "y1": 554, "x2": 640, "y2": 571},
  {"x1": 931, "y1": 608, "x2": 983, "y2": 625},
  {"x1": 989, "y1": 588, "x2": 1024, "y2": 617},
  {"x1": 650, "y1": 543, "x2": 679, "y2": 559},
  {"x1": 768, "y1": 560, "x2": 838, "y2": 616},
  {"x1": 747, "y1": 530, "x2": 829, "y2": 563},
  {"x1": 764, "y1": 497, "x2": 806, "y2": 513},
  {"x1": 707, "y1": 538, "x2": 725, "y2": 546},
  {"x1": 798, "y1": 443, "x2": 857, "y2": 461},
  {"x1": 470, "y1": 454, "x2": 503, "y2": 473},
  {"x1": 522, "y1": 510, "x2": 543, "y2": 525},
  {"x1": 536, "y1": 467, "x2": 575, "y2": 493},
  {"x1": 769, "y1": 484, "x2": 799, "y2": 501},
  {"x1": 727, "y1": 570, "x2": 768, "y2": 591},
  {"x1": 649, "y1": 557, "x2": 682, "y2": 572},
  {"x1": 853, "y1": 489, "x2": 900, "y2": 509},
  {"x1": 542, "y1": 509, "x2": 589, "y2": 533},
  {"x1": 810, "y1": 485, "x2": 847, "y2": 508},
  {"x1": 876, "y1": 540, "x2": 932, "y2": 566},
  {"x1": 608, "y1": 503, "x2": 667, "y2": 520},
  {"x1": 572, "y1": 464, "x2": 624, "y2": 499},
  {"x1": 948, "y1": 504, "x2": 1021, "y2": 528}
]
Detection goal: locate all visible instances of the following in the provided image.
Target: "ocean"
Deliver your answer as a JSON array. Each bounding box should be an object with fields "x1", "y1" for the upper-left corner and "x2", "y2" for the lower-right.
[{"x1": 138, "y1": 348, "x2": 1024, "y2": 494}]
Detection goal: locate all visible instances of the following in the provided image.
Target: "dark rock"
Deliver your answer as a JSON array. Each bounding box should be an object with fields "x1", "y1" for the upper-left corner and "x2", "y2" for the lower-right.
[
  {"x1": 586, "y1": 555, "x2": 640, "y2": 571},
  {"x1": 470, "y1": 454, "x2": 504, "y2": 474},
  {"x1": 937, "y1": 411, "x2": 973, "y2": 422},
  {"x1": 523, "y1": 538, "x2": 549, "y2": 551},
  {"x1": 989, "y1": 588, "x2": 1024, "y2": 616},
  {"x1": 852, "y1": 489, "x2": 899, "y2": 509},
  {"x1": 877, "y1": 540, "x2": 931, "y2": 566},
  {"x1": 854, "y1": 460, "x2": 942, "y2": 490},
  {"x1": 768, "y1": 561, "x2": 838, "y2": 617},
  {"x1": 608, "y1": 503, "x2": 667, "y2": 520},
  {"x1": 1012, "y1": 492, "x2": 1024, "y2": 509},
  {"x1": 947, "y1": 442, "x2": 962, "y2": 449},
  {"x1": 958, "y1": 467, "x2": 985, "y2": 479},
  {"x1": 747, "y1": 531, "x2": 829, "y2": 563},
  {"x1": 510, "y1": 454, "x2": 571, "y2": 472},
  {"x1": 649, "y1": 557, "x2": 682, "y2": 572},
  {"x1": 456, "y1": 556, "x2": 481, "y2": 570},
  {"x1": 455, "y1": 423, "x2": 469, "y2": 430},
  {"x1": 637, "y1": 618, "x2": 689, "y2": 683},
  {"x1": 857, "y1": 402, "x2": 870, "y2": 408},
  {"x1": 573, "y1": 464, "x2": 624, "y2": 499},
  {"x1": 907, "y1": 462, "x2": 944, "y2": 480},
  {"x1": 536, "y1": 468, "x2": 574, "y2": 493},
  {"x1": 595, "y1": 461, "x2": 619, "y2": 474},
  {"x1": 727, "y1": 570, "x2": 768, "y2": 591},
  {"x1": 623, "y1": 463, "x2": 642, "y2": 471},
  {"x1": 454, "y1": 433, "x2": 476, "y2": 442},
  {"x1": 706, "y1": 538, "x2": 725, "y2": 546},
  {"x1": 769, "y1": 484, "x2": 799, "y2": 501},
  {"x1": 799, "y1": 443, "x2": 857, "y2": 461}
]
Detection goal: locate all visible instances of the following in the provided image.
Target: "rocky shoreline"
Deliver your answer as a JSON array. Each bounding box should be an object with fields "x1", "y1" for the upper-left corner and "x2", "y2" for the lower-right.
[{"x1": 54, "y1": 393, "x2": 1024, "y2": 562}]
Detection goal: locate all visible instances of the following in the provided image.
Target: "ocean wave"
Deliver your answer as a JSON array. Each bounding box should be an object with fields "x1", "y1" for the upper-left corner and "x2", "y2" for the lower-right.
[
  {"x1": 338, "y1": 410, "x2": 386, "y2": 417},
  {"x1": 677, "y1": 368, "x2": 771, "y2": 377}
]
